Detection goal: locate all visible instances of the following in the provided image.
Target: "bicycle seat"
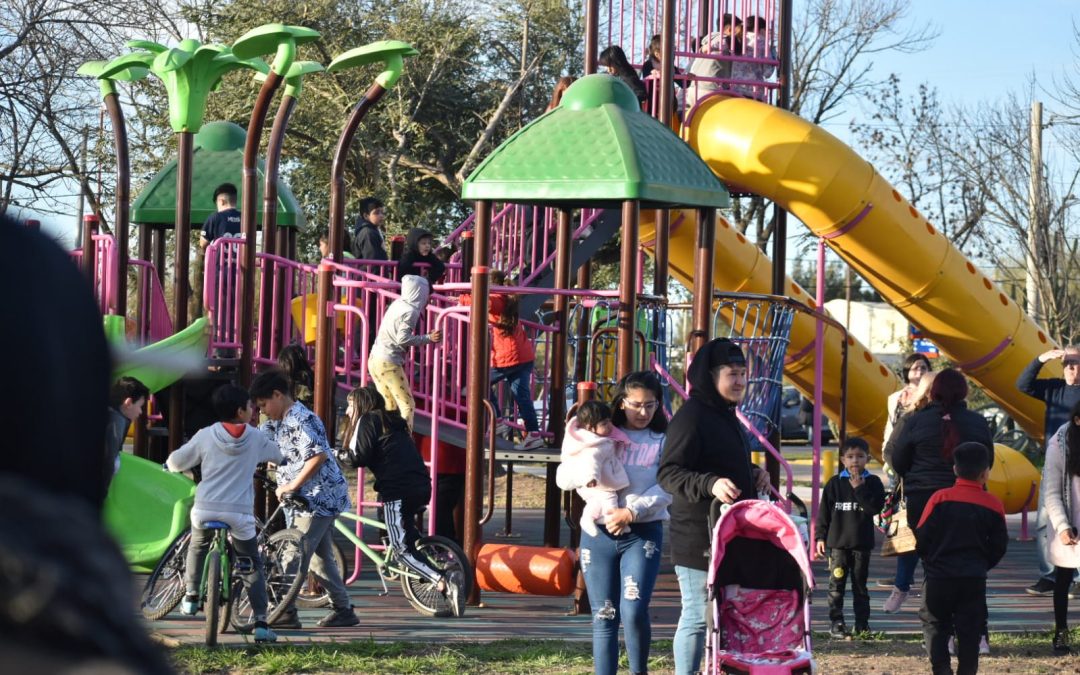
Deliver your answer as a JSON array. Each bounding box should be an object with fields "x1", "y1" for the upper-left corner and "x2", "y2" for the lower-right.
[{"x1": 201, "y1": 521, "x2": 231, "y2": 530}]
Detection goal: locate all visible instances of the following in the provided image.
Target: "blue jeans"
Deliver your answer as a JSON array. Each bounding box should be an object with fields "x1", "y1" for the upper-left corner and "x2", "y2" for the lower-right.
[
  {"x1": 894, "y1": 552, "x2": 918, "y2": 592},
  {"x1": 674, "y1": 565, "x2": 708, "y2": 675},
  {"x1": 581, "y1": 520, "x2": 663, "y2": 675},
  {"x1": 490, "y1": 361, "x2": 538, "y2": 432}
]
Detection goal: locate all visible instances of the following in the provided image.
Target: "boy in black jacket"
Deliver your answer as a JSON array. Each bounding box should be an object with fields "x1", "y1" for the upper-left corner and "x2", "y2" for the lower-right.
[
  {"x1": 916, "y1": 442, "x2": 1007, "y2": 675},
  {"x1": 815, "y1": 437, "x2": 885, "y2": 638}
]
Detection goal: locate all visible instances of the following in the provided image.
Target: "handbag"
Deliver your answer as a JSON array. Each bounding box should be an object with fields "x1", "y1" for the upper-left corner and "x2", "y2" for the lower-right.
[{"x1": 879, "y1": 482, "x2": 917, "y2": 557}]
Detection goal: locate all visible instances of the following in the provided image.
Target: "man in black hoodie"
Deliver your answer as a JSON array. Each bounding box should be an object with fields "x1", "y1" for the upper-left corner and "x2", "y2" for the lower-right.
[{"x1": 658, "y1": 337, "x2": 769, "y2": 675}]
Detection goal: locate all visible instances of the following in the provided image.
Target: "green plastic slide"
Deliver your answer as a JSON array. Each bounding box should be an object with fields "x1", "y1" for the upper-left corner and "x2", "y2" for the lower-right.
[
  {"x1": 104, "y1": 453, "x2": 195, "y2": 572},
  {"x1": 107, "y1": 316, "x2": 209, "y2": 394}
]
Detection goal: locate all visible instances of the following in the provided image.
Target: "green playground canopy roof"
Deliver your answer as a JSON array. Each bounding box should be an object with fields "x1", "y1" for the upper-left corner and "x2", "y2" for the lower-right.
[
  {"x1": 130, "y1": 121, "x2": 306, "y2": 229},
  {"x1": 462, "y1": 74, "x2": 729, "y2": 209}
]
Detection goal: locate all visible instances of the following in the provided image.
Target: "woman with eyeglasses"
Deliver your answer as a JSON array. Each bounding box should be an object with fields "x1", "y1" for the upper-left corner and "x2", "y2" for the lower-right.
[{"x1": 560, "y1": 371, "x2": 671, "y2": 675}]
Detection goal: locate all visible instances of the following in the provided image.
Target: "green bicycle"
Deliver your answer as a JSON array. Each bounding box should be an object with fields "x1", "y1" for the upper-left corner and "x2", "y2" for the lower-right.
[
  {"x1": 275, "y1": 504, "x2": 472, "y2": 617},
  {"x1": 140, "y1": 486, "x2": 307, "y2": 636}
]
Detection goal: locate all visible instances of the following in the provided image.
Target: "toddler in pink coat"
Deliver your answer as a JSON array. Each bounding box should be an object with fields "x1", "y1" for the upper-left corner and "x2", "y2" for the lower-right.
[{"x1": 557, "y1": 401, "x2": 630, "y2": 536}]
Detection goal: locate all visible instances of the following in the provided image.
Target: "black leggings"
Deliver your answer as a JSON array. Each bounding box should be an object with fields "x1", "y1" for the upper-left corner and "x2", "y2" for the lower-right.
[{"x1": 1056, "y1": 566, "x2": 1073, "y2": 630}]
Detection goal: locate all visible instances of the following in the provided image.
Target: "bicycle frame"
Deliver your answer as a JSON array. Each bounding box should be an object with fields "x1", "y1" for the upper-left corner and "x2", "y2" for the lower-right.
[
  {"x1": 200, "y1": 528, "x2": 233, "y2": 605},
  {"x1": 333, "y1": 511, "x2": 428, "y2": 593}
]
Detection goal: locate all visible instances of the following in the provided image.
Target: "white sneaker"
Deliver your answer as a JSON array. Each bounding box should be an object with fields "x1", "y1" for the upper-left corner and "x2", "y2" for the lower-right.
[
  {"x1": 980, "y1": 635, "x2": 990, "y2": 655},
  {"x1": 882, "y1": 587, "x2": 908, "y2": 614},
  {"x1": 515, "y1": 433, "x2": 545, "y2": 450}
]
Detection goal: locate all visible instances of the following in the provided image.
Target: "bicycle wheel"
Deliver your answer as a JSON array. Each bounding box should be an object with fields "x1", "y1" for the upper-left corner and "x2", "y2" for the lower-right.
[
  {"x1": 204, "y1": 550, "x2": 221, "y2": 647},
  {"x1": 294, "y1": 539, "x2": 347, "y2": 609},
  {"x1": 140, "y1": 529, "x2": 190, "y2": 620},
  {"x1": 399, "y1": 535, "x2": 473, "y2": 617}
]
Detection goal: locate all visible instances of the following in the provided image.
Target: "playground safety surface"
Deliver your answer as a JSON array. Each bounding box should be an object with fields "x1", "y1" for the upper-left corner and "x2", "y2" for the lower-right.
[{"x1": 144, "y1": 461, "x2": 1054, "y2": 645}]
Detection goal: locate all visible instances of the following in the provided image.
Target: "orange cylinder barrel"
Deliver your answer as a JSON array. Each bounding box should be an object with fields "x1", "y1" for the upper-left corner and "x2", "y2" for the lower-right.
[{"x1": 475, "y1": 543, "x2": 577, "y2": 596}]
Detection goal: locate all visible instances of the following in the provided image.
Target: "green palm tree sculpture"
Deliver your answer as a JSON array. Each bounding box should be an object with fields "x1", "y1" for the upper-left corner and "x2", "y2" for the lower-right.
[
  {"x1": 98, "y1": 39, "x2": 268, "y2": 332},
  {"x1": 77, "y1": 59, "x2": 149, "y2": 320},
  {"x1": 229, "y1": 23, "x2": 320, "y2": 384},
  {"x1": 98, "y1": 38, "x2": 268, "y2": 453}
]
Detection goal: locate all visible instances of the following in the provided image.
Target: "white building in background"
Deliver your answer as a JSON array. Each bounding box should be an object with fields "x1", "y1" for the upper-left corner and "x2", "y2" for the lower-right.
[{"x1": 823, "y1": 300, "x2": 910, "y2": 369}]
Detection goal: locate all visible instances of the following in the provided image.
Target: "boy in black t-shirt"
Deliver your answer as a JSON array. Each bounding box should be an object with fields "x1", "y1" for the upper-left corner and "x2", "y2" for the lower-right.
[
  {"x1": 815, "y1": 437, "x2": 885, "y2": 638},
  {"x1": 199, "y1": 183, "x2": 241, "y2": 249}
]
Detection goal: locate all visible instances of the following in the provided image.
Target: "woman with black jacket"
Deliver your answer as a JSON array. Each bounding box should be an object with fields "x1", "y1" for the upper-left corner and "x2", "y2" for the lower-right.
[
  {"x1": 885, "y1": 368, "x2": 993, "y2": 617},
  {"x1": 657, "y1": 337, "x2": 769, "y2": 675}
]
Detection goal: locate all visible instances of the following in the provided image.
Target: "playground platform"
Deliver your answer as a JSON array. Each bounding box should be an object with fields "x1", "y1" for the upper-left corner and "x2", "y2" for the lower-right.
[{"x1": 143, "y1": 456, "x2": 1052, "y2": 645}]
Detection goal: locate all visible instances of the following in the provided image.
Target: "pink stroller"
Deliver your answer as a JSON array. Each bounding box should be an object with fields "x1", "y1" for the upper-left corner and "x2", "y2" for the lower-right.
[{"x1": 705, "y1": 500, "x2": 815, "y2": 674}]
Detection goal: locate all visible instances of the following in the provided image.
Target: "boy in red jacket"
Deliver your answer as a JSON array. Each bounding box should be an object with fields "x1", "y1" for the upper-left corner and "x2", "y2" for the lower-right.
[{"x1": 916, "y1": 442, "x2": 1007, "y2": 675}]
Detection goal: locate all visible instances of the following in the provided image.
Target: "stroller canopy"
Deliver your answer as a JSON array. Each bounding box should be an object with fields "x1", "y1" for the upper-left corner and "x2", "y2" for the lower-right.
[{"x1": 707, "y1": 500, "x2": 813, "y2": 591}]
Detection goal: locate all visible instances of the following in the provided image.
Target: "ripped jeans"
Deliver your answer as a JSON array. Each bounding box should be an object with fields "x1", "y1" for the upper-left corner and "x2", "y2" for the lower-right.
[{"x1": 580, "y1": 519, "x2": 663, "y2": 675}]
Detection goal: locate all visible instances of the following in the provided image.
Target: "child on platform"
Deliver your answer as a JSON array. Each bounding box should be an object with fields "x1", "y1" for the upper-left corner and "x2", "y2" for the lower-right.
[
  {"x1": 558, "y1": 400, "x2": 630, "y2": 537},
  {"x1": 367, "y1": 274, "x2": 442, "y2": 431},
  {"x1": 815, "y1": 436, "x2": 885, "y2": 638},
  {"x1": 916, "y1": 442, "x2": 1007, "y2": 674},
  {"x1": 166, "y1": 384, "x2": 283, "y2": 643}
]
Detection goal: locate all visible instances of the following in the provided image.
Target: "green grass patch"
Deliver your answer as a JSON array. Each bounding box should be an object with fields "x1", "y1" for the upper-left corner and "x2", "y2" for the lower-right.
[{"x1": 172, "y1": 638, "x2": 677, "y2": 674}]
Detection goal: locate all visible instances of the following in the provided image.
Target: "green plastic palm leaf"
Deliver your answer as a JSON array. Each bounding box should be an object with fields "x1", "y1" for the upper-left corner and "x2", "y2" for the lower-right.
[
  {"x1": 328, "y1": 40, "x2": 418, "y2": 89},
  {"x1": 231, "y1": 24, "x2": 320, "y2": 77},
  {"x1": 78, "y1": 59, "x2": 149, "y2": 97},
  {"x1": 104, "y1": 39, "x2": 267, "y2": 133},
  {"x1": 153, "y1": 47, "x2": 192, "y2": 73},
  {"x1": 125, "y1": 39, "x2": 169, "y2": 54}
]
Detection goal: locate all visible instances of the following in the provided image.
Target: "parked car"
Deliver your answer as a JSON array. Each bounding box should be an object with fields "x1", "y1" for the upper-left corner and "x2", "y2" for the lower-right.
[{"x1": 780, "y1": 386, "x2": 834, "y2": 444}]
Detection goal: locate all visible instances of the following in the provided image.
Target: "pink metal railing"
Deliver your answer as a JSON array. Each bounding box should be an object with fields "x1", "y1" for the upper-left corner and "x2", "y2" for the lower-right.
[
  {"x1": 129, "y1": 258, "x2": 173, "y2": 343},
  {"x1": 70, "y1": 233, "x2": 118, "y2": 315},
  {"x1": 601, "y1": 0, "x2": 780, "y2": 126}
]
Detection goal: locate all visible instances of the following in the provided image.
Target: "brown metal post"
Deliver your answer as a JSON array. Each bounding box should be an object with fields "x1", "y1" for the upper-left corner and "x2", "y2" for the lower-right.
[
  {"x1": 463, "y1": 201, "x2": 492, "y2": 605},
  {"x1": 573, "y1": 263, "x2": 592, "y2": 383},
  {"x1": 239, "y1": 70, "x2": 285, "y2": 386},
  {"x1": 81, "y1": 214, "x2": 98, "y2": 282},
  {"x1": 104, "y1": 92, "x2": 130, "y2": 319},
  {"x1": 258, "y1": 94, "x2": 296, "y2": 362},
  {"x1": 173, "y1": 132, "x2": 194, "y2": 330},
  {"x1": 460, "y1": 231, "x2": 475, "y2": 278},
  {"x1": 617, "y1": 201, "x2": 639, "y2": 380},
  {"x1": 690, "y1": 207, "x2": 715, "y2": 355},
  {"x1": 329, "y1": 83, "x2": 388, "y2": 262},
  {"x1": 584, "y1": 0, "x2": 600, "y2": 74},
  {"x1": 543, "y1": 207, "x2": 574, "y2": 548},
  {"x1": 168, "y1": 131, "x2": 194, "y2": 453},
  {"x1": 313, "y1": 262, "x2": 335, "y2": 432},
  {"x1": 653, "y1": 0, "x2": 676, "y2": 299},
  {"x1": 152, "y1": 226, "x2": 166, "y2": 286}
]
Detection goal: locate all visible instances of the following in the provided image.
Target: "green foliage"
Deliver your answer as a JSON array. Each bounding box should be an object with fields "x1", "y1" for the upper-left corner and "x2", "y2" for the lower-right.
[{"x1": 157, "y1": 0, "x2": 581, "y2": 257}]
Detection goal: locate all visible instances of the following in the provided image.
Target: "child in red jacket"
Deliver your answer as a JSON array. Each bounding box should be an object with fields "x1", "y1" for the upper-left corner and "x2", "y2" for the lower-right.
[{"x1": 460, "y1": 270, "x2": 543, "y2": 450}]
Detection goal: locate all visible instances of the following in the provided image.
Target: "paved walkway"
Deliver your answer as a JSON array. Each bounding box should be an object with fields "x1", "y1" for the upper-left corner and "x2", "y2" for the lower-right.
[{"x1": 146, "y1": 454, "x2": 1053, "y2": 645}]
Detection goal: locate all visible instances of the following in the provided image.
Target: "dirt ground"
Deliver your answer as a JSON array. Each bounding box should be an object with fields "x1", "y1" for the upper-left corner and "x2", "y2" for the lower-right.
[{"x1": 812, "y1": 636, "x2": 1080, "y2": 674}]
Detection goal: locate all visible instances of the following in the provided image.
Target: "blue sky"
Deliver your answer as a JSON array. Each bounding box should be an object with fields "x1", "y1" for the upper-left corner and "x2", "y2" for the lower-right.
[{"x1": 788, "y1": 0, "x2": 1078, "y2": 267}]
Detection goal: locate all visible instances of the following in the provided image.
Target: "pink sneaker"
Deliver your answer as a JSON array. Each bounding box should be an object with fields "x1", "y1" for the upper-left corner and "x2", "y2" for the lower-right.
[{"x1": 882, "y1": 587, "x2": 908, "y2": 614}]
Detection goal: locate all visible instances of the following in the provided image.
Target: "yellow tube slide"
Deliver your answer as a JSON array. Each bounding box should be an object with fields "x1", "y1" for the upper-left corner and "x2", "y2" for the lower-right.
[
  {"x1": 640, "y1": 214, "x2": 899, "y2": 457},
  {"x1": 685, "y1": 96, "x2": 1055, "y2": 442}
]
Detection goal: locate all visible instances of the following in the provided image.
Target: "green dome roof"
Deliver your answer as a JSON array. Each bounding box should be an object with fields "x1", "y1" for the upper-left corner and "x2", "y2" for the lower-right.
[
  {"x1": 462, "y1": 74, "x2": 728, "y2": 209},
  {"x1": 131, "y1": 121, "x2": 306, "y2": 229}
]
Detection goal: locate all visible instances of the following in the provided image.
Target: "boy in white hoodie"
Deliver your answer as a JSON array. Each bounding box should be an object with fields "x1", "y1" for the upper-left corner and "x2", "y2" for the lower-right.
[
  {"x1": 558, "y1": 400, "x2": 630, "y2": 536},
  {"x1": 166, "y1": 384, "x2": 283, "y2": 643},
  {"x1": 368, "y1": 274, "x2": 442, "y2": 431}
]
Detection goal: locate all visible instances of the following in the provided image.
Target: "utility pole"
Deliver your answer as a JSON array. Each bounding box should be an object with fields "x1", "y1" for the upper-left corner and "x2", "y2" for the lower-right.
[{"x1": 1026, "y1": 100, "x2": 1043, "y2": 323}]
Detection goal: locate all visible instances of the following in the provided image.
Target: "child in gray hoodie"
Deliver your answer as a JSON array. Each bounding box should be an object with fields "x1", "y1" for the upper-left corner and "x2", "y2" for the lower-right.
[
  {"x1": 368, "y1": 275, "x2": 442, "y2": 431},
  {"x1": 166, "y1": 384, "x2": 282, "y2": 642}
]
